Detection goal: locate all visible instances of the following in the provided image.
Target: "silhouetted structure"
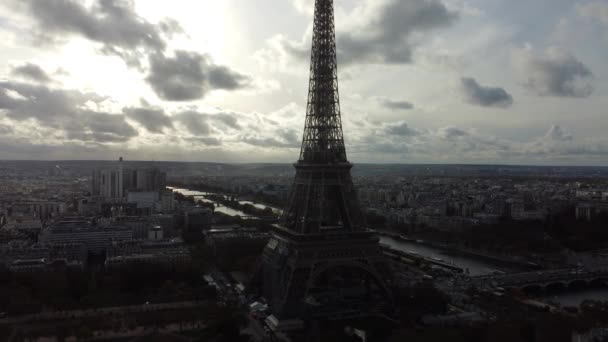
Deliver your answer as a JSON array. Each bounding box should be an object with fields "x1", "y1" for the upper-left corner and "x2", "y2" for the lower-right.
[{"x1": 257, "y1": 0, "x2": 393, "y2": 328}]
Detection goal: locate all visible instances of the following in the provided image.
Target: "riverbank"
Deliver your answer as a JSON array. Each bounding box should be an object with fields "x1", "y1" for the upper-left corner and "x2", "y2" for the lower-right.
[
  {"x1": 379, "y1": 231, "x2": 541, "y2": 271},
  {"x1": 170, "y1": 187, "x2": 281, "y2": 219},
  {"x1": 168, "y1": 184, "x2": 283, "y2": 213}
]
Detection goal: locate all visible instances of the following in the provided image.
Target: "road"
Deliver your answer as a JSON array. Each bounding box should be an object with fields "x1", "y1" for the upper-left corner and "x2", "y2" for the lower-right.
[{"x1": 0, "y1": 300, "x2": 209, "y2": 325}]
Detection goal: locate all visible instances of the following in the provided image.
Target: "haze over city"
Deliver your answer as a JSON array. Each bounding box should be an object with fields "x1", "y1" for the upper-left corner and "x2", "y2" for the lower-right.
[{"x1": 1, "y1": 0, "x2": 607, "y2": 165}]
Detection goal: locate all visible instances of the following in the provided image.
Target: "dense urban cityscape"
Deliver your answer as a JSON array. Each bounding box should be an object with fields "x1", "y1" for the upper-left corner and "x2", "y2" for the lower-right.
[{"x1": 1, "y1": 159, "x2": 608, "y2": 341}]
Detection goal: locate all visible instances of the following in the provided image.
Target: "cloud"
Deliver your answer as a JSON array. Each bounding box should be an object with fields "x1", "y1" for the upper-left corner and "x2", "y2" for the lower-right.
[
  {"x1": 0, "y1": 124, "x2": 13, "y2": 134},
  {"x1": 438, "y1": 126, "x2": 468, "y2": 139},
  {"x1": 184, "y1": 137, "x2": 223, "y2": 146},
  {"x1": 460, "y1": 77, "x2": 513, "y2": 108},
  {"x1": 0, "y1": 81, "x2": 137, "y2": 143},
  {"x1": 273, "y1": 0, "x2": 457, "y2": 66},
  {"x1": 8, "y1": 0, "x2": 181, "y2": 67},
  {"x1": 242, "y1": 136, "x2": 300, "y2": 149},
  {"x1": 518, "y1": 125, "x2": 608, "y2": 160},
  {"x1": 577, "y1": 2, "x2": 608, "y2": 27},
  {"x1": 174, "y1": 110, "x2": 240, "y2": 135},
  {"x1": 146, "y1": 51, "x2": 251, "y2": 101},
  {"x1": 544, "y1": 124, "x2": 573, "y2": 142},
  {"x1": 338, "y1": 0, "x2": 457, "y2": 64},
  {"x1": 67, "y1": 113, "x2": 138, "y2": 142},
  {"x1": 292, "y1": 0, "x2": 314, "y2": 15},
  {"x1": 10, "y1": 63, "x2": 52, "y2": 83},
  {"x1": 513, "y1": 48, "x2": 593, "y2": 98},
  {"x1": 384, "y1": 121, "x2": 419, "y2": 136},
  {"x1": 175, "y1": 111, "x2": 213, "y2": 135},
  {"x1": 240, "y1": 126, "x2": 301, "y2": 149},
  {"x1": 379, "y1": 98, "x2": 415, "y2": 111},
  {"x1": 348, "y1": 120, "x2": 608, "y2": 164},
  {"x1": 212, "y1": 112, "x2": 240, "y2": 129},
  {"x1": 124, "y1": 107, "x2": 173, "y2": 133}
]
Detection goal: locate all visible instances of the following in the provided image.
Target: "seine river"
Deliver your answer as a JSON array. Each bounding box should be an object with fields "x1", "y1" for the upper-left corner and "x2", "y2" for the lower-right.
[
  {"x1": 169, "y1": 188, "x2": 281, "y2": 217},
  {"x1": 381, "y1": 236, "x2": 608, "y2": 306},
  {"x1": 170, "y1": 187, "x2": 608, "y2": 306},
  {"x1": 380, "y1": 236, "x2": 512, "y2": 276}
]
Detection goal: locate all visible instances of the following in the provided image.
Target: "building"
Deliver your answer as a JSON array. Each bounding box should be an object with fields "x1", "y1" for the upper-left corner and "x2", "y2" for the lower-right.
[
  {"x1": 105, "y1": 238, "x2": 191, "y2": 269},
  {"x1": 125, "y1": 189, "x2": 175, "y2": 214},
  {"x1": 148, "y1": 225, "x2": 164, "y2": 241},
  {"x1": 40, "y1": 217, "x2": 133, "y2": 254},
  {"x1": 576, "y1": 202, "x2": 608, "y2": 222},
  {"x1": 127, "y1": 191, "x2": 159, "y2": 211},
  {"x1": 204, "y1": 226, "x2": 269, "y2": 258},
  {"x1": 185, "y1": 206, "x2": 213, "y2": 231},
  {"x1": 135, "y1": 168, "x2": 167, "y2": 192},
  {"x1": 77, "y1": 197, "x2": 103, "y2": 216},
  {"x1": 157, "y1": 190, "x2": 176, "y2": 213},
  {"x1": 91, "y1": 158, "x2": 168, "y2": 204},
  {"x1": 9, "y1": 258, "x2": 48, "y2": 273},
  {"x1": 1, "y1": 241, "x2": 86, "y2": 271},
  {"x1": 92, "y1": 158, "x2": 125, "y2": 201}
]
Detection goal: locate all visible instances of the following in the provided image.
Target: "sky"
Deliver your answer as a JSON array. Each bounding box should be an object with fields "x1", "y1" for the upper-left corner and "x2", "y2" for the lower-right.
[{"x1": 0, "y1": 0, "x2": 607, "y2": 165}]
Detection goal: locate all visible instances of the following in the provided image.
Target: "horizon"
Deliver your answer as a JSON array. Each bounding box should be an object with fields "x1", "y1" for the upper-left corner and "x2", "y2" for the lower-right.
[{"x1": 2, "y1": 158, "x2": 608, "y2": 169}]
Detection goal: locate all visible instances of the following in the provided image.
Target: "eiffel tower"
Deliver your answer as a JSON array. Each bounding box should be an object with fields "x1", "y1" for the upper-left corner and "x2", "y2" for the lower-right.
[{"x1": 258, "y1": 0, "x2": 393, "y2": 325}]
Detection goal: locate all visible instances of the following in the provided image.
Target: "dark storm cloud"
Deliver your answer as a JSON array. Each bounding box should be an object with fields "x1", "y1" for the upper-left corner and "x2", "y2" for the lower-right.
[
  {"x1": 460, "y1": 77, "x2": 514, "y2": 108},
  {"x1": 384, "y1": 121, "x2": 419, "y2": 136},
  {"x1": 146, "y1": 51, "x2": 251, "y2": 101},
  {"x1": 380, "y1": 99, "x2": 414, "y2": 111},
  {"x1": 0, "y1": 81, "x2": 138, "y2": 143},
  {"x1": 124, "y1": 107, "x2": 173, "y2": 133},
  {"x1": 283, "y1": 0, "x2": 457, "y2": 65},
  {"x1": 516, "y1": 49, "x2": 594, "y2": 98},
  {"x1": 10, "y1": 63, "x2": 52, "y2": 83}
]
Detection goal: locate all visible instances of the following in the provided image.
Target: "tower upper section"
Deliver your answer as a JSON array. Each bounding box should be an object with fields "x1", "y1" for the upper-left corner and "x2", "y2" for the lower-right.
[{"x1": 299, "y1": 0, "x2": 347, "y2": 164}]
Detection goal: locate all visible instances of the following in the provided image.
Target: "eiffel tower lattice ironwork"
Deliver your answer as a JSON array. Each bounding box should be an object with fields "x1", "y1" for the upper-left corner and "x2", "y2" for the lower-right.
[
  {"x1": 256, "y1": 0, "x2": 393, "y2": 324},
  {"x1": 281, "y1": 0, "x2": 361, "y2": 234}
]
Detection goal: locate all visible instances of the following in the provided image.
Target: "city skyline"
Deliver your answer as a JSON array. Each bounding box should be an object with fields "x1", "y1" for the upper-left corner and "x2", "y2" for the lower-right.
[{"x1": 1, "y1": 0, "x2": 608, "y2": 166}]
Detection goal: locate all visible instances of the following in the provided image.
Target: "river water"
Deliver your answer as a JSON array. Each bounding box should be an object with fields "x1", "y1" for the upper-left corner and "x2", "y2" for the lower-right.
[
  {"x1": 169, "y1": 188, "x2": 281, "y2": 217},
  {"x1": 170, "y1": 187, "x2": 608, "y2": 305},
  {"x1": 238, "y1": 200, "x2": 283, "y2": 214},
  {"x1": 380, "y1": 236, "x2": 510, "y2": 276},
  {"x1": 381, "y1": 236, "x2": 608, "y2": 305}
]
